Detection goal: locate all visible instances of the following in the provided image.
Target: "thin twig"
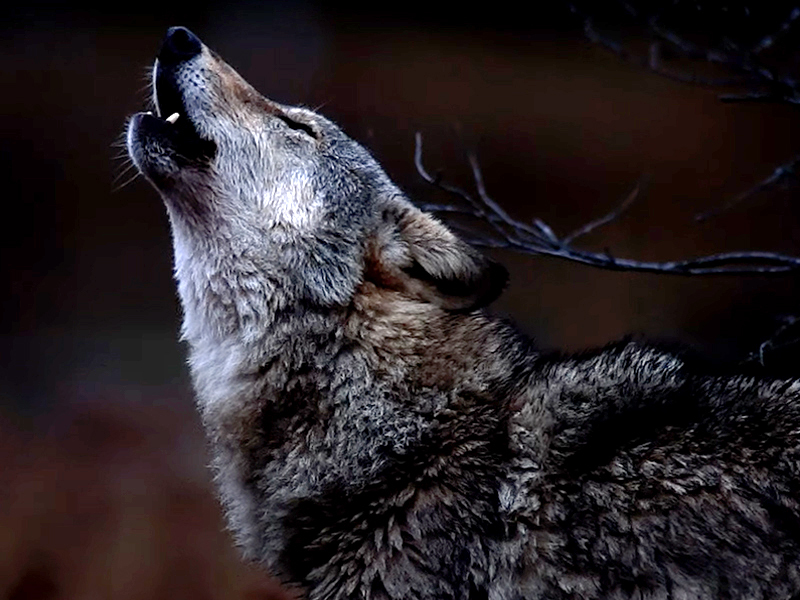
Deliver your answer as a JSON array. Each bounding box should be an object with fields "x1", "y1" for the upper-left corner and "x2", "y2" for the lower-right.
[
  {"x1": 564, "y1": 179, "x2": 645, "y2": 245},
  {"x1": 414, "y1": 133, "x2": 555, "y2": 248},
  {"x1": 695, "y1": 155, "x2": 800, "y2": 222},
  {"x1": 743, "y1": 315, "x2": 800, "y2": 367}
]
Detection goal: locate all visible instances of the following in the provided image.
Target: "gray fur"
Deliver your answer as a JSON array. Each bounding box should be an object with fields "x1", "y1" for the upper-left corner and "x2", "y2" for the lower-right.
[{"x1": 127, "y1": 28, "x2": 800, "y2": 599}]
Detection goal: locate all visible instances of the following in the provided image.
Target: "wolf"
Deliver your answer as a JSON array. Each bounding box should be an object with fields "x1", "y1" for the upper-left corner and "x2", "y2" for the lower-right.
[{"x1": 127, "y1": 26, "x2": 800, "y2": 599}]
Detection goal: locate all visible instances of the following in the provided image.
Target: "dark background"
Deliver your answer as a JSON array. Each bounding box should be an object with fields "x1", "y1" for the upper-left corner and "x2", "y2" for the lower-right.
[{"x1": 2, "y1": 3, "x2": 799, "y2": 599}]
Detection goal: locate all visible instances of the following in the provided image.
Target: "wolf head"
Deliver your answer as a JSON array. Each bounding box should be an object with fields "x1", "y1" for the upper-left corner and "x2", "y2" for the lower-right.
[{"x1": 127, "y1": 26, "x2": 507, "y2": 347}]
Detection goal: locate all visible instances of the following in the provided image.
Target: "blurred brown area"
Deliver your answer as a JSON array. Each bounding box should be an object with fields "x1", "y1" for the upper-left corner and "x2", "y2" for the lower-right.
[
  {"x1": 0, "y1": 398, "x2": 295, "y2": 600},
  {"x1": 2, "y1": 3, "x2": 799, "y2": 599}
]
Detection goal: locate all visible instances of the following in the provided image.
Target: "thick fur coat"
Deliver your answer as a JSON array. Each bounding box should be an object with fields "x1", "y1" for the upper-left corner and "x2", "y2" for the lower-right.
[{"x1": 127, "y1": 27, "x2": 800, "y2": 599}]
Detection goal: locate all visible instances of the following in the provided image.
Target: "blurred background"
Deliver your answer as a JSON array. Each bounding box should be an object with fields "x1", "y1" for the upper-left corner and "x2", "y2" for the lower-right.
[{"x1": 2, "y1": 2, "x2": 799, "y2": 598}]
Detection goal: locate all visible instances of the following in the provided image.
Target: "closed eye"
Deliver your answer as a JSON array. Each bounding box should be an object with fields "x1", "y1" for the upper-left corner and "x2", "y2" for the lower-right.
[{"x1": 277, "y1": 114, "x2": 317, "y2": 139}]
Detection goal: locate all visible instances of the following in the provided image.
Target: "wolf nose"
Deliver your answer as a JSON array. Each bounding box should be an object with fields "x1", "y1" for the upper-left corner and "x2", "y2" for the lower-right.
[{"x1": 159, "y1": 27, "x2": 203, "y2": 65}]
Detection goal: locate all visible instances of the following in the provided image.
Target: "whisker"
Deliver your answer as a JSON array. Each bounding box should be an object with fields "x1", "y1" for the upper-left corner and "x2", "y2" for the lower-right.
[
  {"x1": 112, "y1": 169, "x2": 141, "y2": 193},
  {"x1": 112, "y1": 161, "x2": 137, "y2": 184}
]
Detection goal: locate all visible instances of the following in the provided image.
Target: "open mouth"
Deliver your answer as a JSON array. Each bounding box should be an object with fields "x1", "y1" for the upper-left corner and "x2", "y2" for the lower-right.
[{"x1": 137, "y1": 60, "x2": 217, "y2": 164}]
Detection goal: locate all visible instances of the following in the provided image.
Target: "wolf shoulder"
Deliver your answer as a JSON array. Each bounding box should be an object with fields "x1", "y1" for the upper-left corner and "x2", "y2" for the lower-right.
[
  {"x1": 501, "y1": 339, "x2": 800, "y2": 596},
  {"x1": 513, "y1": 338, "x2": 800, "y2": 472}
]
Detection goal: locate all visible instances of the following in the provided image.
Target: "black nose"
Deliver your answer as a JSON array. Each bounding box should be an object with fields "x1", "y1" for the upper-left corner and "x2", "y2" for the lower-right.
[{"x1": 158, "y1": 27, "x2": 203, "y2": 65}]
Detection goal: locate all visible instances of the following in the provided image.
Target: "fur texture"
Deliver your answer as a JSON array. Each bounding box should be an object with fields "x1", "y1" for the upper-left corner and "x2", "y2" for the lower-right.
[{"x1": 127, "y1": 27, "x2": 800, "y2": 599}]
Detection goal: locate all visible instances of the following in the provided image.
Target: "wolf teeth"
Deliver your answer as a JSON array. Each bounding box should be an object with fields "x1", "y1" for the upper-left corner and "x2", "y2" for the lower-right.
[{"x1": 166, "y1": 112, "x2": 180, "y2": 124}]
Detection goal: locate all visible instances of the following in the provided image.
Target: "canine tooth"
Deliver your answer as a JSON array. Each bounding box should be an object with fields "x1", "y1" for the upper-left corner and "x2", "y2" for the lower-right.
[{"x1": 166, "y1": 112, "x2": 180, "y2": 124}]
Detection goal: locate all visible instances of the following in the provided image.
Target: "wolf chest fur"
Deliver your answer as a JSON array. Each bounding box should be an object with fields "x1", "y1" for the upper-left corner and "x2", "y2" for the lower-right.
[{"x1": 128, "y1": 27, "x2": 800, "y2": 600}]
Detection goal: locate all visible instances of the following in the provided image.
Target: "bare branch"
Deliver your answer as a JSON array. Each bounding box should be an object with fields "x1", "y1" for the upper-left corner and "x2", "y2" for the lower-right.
[
  {"x1": 572, "y1": 4, "x2": 800, "y2": 104},
  {"x1": 414, "y1": 137, "x2": 800, "y2": 276},
  {"x1": 412, "y1": 7, "x2": 800, "y2": 277}
]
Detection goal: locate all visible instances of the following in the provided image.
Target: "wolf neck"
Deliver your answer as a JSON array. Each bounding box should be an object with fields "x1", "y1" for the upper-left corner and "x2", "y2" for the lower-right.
[
  {"x1": 172, "y1": 235, "x2": 274, "y2": 343},
  {"x1": 167, "y1": 215, "x2": 297, "y2": 403}
]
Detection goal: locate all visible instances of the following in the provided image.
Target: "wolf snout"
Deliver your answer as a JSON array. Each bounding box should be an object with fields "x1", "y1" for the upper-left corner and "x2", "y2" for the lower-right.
[{"x1": 158, "y1": 26, "x2": 203, "y2": 66}]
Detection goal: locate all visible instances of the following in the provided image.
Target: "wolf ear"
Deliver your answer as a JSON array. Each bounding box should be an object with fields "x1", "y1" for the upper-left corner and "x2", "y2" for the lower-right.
[{"x1": 368, "y1": 202, "x2": 508, "y2": 310}]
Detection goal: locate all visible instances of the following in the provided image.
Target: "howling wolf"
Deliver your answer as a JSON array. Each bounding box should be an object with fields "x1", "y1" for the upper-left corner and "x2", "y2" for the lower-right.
[{"x1": 127, "y1": 26, "x2": 800, "y2": 600}]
